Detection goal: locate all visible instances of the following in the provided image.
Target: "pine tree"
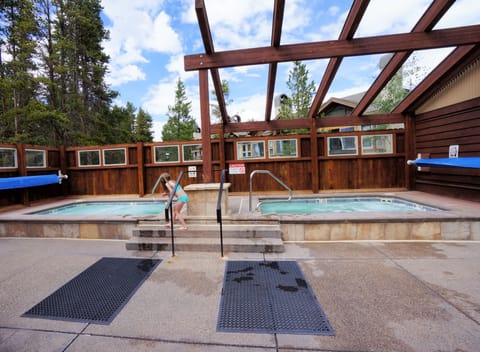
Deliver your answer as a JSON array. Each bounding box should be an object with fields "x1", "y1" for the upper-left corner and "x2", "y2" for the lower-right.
[
  {"x1": 0, "y1": 0, "x2": 40, "y2": 143},
  {"x1": 278, "y1": 61, "x2": 315, "y2": 134},
  {"x1": 52, "y1": 0, "x2": 116, "y2": 145},
  {"x1": 162, "y1": 78, "x2": 196, "y2": 141},
  {"x1": 210, "y1": 79, "x2": 232, "y2": 122},
  {"x1": 134, "y1": 108, "x2": 153, "y2": 142}
]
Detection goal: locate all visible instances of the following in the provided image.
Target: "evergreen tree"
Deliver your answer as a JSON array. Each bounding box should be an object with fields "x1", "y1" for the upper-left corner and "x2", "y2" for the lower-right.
[
  {"x1": 0, "y1": 0, "x2": 40, "y2": 143},
  {"x1": 278, "y1": 61, "x2": 315, "y2": 133},
  {"x1": 52, "y1": 0, "x2": 116, "y2": 145},
  {"x1": 99, "y1": 102, "x2": 135, "y2": 144},
  {"x1": 210, "y1": 79, "x2": 232, "y2": 122},
  {"x1": 371, "y1": 54, "x2": 425, "y2": 115},
  {"x1": 162, "y1": 78, "x2": 196, "y2": 141},
  {"x1": 134, "y1": 108, "x2": 153, "y2": 142},
  {"x1": 1, "y1": 0, "x2": 118, "y2": 146}
]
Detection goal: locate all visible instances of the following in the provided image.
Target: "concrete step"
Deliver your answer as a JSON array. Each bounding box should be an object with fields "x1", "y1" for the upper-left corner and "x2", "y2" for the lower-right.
[
  {"x1": 125, "y1": 236, "x2": 285, "y2": 253},
  {"x1": 132, "y1": 223, "x2": 282, "y2": 239}
]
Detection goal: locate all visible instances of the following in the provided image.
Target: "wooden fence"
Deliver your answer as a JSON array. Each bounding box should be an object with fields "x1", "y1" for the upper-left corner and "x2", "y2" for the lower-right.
[
  {"x1": 413, "y1": 98, "x2": 480, "y2": 201},
  {"x1": 1, "y1": 130, "x2": 407, "y2": 206}
]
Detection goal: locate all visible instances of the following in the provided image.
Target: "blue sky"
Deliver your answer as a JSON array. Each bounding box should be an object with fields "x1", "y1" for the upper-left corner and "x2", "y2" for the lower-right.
[{"x1": 100, "y1": 0, "x2": 479, "y2": 141}]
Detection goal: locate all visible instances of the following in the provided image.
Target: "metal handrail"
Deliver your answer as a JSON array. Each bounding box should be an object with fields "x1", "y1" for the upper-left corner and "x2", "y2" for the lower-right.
[
  {"x1": 164, "y1": 171, "x2": 185, "y2": 257},
  {"x1": 151, "y1": 175, "x2": 164, "y2": 200},
  {"x1": 216, "y1": 169, "x2": 227, "y2": 257},
  {"x1": 249, "y1": 170, "x2": 292, "y2": 211}
]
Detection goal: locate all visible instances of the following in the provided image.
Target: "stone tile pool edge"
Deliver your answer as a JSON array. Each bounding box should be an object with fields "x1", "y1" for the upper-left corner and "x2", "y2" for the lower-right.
[{"x1": 0, "y1": 191, "x2": 479, "y2": 241}]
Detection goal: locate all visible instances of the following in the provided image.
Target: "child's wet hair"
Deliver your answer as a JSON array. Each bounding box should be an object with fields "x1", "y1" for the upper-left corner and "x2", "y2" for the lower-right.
[{"x1": 159, "y1": 173, "x2": 171, "y2": 192}]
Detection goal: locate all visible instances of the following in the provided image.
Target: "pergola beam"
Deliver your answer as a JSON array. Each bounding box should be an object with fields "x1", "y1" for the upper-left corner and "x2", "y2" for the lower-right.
[
  {"x1": 184, "y1": 25, "x2": 480, "y2": 71},
  {"x1": 195, "y1": 0, "x2": 228, "y2": 124},
  {"x1": 211, "y1": 114, "x2": 404, "y2": 134},
  {"x1": 265, "y1": 0, "x2": 285, "y2": 122},
  {"x1": 352, "y1": 0, "x2": 455, "y2": 116},
  {"x1": 307, "y1": 0, "x2": 370, "y2": 119}
]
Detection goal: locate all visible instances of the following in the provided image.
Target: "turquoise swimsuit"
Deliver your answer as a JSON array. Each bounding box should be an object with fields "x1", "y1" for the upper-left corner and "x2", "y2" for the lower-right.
[{"x1": 174, "y1": 184, "x2": 189, "y2": 203}]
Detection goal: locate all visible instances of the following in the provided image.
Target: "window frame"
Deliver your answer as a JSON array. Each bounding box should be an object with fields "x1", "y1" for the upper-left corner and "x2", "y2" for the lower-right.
[
  {"x1": 77, "y1": 149, "x2": 101, "y2": 167},
  {"x1": 153, "y1": 145, "x2": 180, "y2": 163},
  {"x1": 25, "y1": 149, "x2": 47, "y2": 168},
  {"x1": 361, "y1": 134, "x2": 393, "y2": 155},
  {"x1": 268, "y1": 139, "x2": 298, "y2": 158},
  {"x1": 327, "y1": 136, "x2": 358, "y2": 156},
  {"x1": 236, "y1": 140, "x2": 266, "y2": 160},
  {"x1": 182, "y1": 144, "x2": 203, "y2": 162},
  {"x1": 103, "y1": 148, "x2": 127, "y2": 166}
]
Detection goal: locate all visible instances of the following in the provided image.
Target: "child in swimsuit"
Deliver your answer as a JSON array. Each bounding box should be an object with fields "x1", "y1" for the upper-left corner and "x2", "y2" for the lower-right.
[{"x1": 159, "y1": 172, "x2": 188, "y2": 230}]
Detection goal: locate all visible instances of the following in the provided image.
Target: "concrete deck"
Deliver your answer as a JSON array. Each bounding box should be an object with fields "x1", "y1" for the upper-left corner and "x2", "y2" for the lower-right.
[{"x1": 1, "y1": 238, "x2": 479, "y2": 351}]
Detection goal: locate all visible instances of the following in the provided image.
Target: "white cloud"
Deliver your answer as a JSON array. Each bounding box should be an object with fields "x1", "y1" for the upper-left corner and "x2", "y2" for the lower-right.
[
  {"x1": 165, "y1": 54, "x2": 197, "y2": 82},
  {"x1": 101, "y1": 0, "x2": 182, "y2": 87},
  {"x1": 434, "y1": 0, "x2": 480, "y2": 28},
  {"x1": 183, "y1": 0, "x2": 273, "y2": 50},
  {"x1": 357, "y1": 0, "x2": 431, "y2": 36},
  {"x1": 152, "y1": 120, "x2": 165, "y2": 142},
  {"x1": 229, "y1": 94, "x2": 271, "y2": 122},
  {"x1": 106, "y1": 64, "x2": 146, "y2": 86}
]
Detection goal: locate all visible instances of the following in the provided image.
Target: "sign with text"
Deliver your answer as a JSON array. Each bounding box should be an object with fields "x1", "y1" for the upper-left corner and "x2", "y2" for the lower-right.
[
  {"x1": 188, "y1": 165, "x2": 197, "y2": 178},
  {"x1": 229, "y1": 163, "x2": 246, "y2": 175}
]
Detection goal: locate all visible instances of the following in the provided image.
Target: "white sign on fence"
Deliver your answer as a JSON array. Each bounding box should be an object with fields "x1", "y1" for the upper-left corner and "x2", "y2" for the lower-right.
[{"x1": 229, "y1": 163, "x2": 245, "y2": 175}]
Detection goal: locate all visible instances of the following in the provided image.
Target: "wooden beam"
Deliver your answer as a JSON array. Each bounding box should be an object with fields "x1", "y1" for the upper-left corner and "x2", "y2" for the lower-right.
[
  {"x1": 195, "y1": 0, "x2": 228, "y2": 124},
  {"x1": 308, "y1": 0, "x2": 369, "y2": 118},
  {"x1": 352, "y1": 0, "x2": 455, "y2": 116},
  {"x1": 210, "y1": 114, "x2": 405, "y2": 133},
  {"x1": 184, "y1": 25, "x2": 480, "y2": 71},
  {"x1": 199, "y1": 70, "x2": 213, "y2": 182},
  {"x1": 265, "y1": 0, "x2": 285, "y2": 122}
]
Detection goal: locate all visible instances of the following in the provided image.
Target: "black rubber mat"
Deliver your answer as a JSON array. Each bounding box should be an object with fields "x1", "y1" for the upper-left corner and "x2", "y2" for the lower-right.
[
  {"x1": 23, "y1": 257, "x2": 161, "y2": 324},
  {"x1": 217, "y1": 260, "x2": 334, "y2": 335}
]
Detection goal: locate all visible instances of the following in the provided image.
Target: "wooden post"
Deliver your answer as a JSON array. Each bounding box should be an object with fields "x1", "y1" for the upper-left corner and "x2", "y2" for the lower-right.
[
  {"x1": 218, "y1": 128, "x2": 226, "y2": 180},
  {"x1": 16, "y1": 143, "x2": 29, "y2": 205},
  {"x1": 199, "y1": 69, "x2": 213, "y2": 182},
  {"x1": 136, "y1": 142, "x2": 145, "y2": 196},
  {"x1": 59, "y1": 146, "x2": 68, "y2": 196},
  {"x1": 404, "y1": 113, "x2": 416, "y2": 190},
  {"x1": 310, "y1": 118, "x2": 319, "y2": 193}
]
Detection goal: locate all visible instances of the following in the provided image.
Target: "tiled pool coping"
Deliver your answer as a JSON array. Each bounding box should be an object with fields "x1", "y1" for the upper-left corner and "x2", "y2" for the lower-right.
[{"x1": 0, "y1": 191, "x2": 479, "y2": 241}]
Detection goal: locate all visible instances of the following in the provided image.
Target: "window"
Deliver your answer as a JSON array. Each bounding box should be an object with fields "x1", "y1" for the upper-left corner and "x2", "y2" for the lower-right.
[
  {"x1": 78, "y1": 150, "x2": 100, "y2": 167},
  {"x1": 237, "y1": 141, "x2": 265, "y2": 160},
  {"x1": 361, "y1": 134, "x2": 393, "y2": 155},
  {"x1": 26, "y1": 149, "x2": 46, "y2": 168},
  {"x1": 154, "y1": 145, "x2": 180, "y2": 163},
  {"x1": 103, "y1": 148, "x2": 126, "y2": 166},
  {"x1": 268, "y1": 139, "x2": 298, "y2": 158},
  {"x1": 183, "y1": 144, "x2": 202, "y2": 162},
  {"x1": 327, "y1": 136, "x2": 358, "y2": 156},
  {"x1": 0, "y1": 148, "x2": 17, "y2": 168}
]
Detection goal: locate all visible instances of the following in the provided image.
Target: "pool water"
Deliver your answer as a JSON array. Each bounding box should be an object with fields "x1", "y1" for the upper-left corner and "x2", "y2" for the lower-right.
[
  {"x1": 31, "y1": 201, "x2": 165, "y2": 216},
  {"x1": 258, "y1": 197, "x2": 440, "y2": 214}
]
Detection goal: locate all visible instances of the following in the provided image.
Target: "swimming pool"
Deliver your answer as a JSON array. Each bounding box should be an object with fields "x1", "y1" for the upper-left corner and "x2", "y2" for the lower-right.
[
  {"x1": 258, "y1": 197, "x2": 440, "y2": 215},
  {"x1": 30, "y1": 201, "x2": 165, "y2": 216}
]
